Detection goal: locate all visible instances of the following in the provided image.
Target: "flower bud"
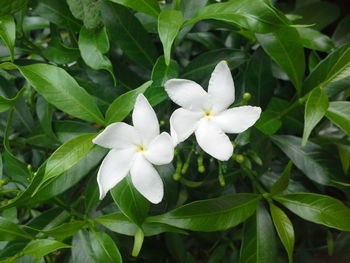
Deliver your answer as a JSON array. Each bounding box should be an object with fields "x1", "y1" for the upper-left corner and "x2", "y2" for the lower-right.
[
  {"x1": 243, "y1": 92, "x2": 251, "y2": 102},
  {"x1": 233, "y1": 154, "x2": 245, "y2": 163}
]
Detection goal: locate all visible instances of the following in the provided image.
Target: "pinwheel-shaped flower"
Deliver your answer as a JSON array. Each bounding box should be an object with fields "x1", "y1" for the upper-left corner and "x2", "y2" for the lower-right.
[
  {"x1": 92, "y1": 94, "x2": 174, "y2": 204},
  {"x1": 165, "y1": 61, "x2": 261, "y2": 161}
]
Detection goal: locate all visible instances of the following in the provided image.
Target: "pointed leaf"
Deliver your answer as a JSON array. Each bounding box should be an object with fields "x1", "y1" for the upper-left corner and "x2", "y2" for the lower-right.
[
  {"x1": 106, "y1": 0, "x2": 160, "y2": 17},
  {"x1": 274, "y1": 193, "x2": 350, "y2": 231},
  {"x1": 0, "y1": 88, "x2": 24, "y2": 113},
  {"x1": 148, "y1": 194, "x2": 261, "y2": 231},
  {"x1": 297, "y1": 28, "x2": 334, "y2": 52},
  {"x1": 270, "y1": 161, "x2": 292, "y2": 195},
  {"x1": 0, "y1": 15, "x2": 15, "y2": 61},
  {"x1": 23, "y1": 240, "x2": 71, "y2": 259},
  {"x1": 302, "y1": 87, "x2": 329, "y2": 146},
  {"x1": 89, "y1": 231, "x2": 122, "y2": 263},
  {"x1": 0, "y1": 217, "x2": 33, "y2": 241},
  {"x1": 326, "y1": 101, "x2": 350, "y2": 136},
  {"x1": 269, "y1": 202, "x2": 295, "y2": 263}
]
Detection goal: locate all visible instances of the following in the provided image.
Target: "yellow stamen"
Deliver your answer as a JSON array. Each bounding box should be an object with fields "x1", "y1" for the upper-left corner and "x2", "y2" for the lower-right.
[
  {"x1": 136, "y1": 145, "x2": 146, "y2": 152},
  {"x1": 203, "y1": 110, "x2": 213, "y2": 118}
]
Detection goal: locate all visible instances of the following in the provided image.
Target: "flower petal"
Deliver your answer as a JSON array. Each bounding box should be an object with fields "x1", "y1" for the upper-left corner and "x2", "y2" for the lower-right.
[
  {"x1": 208, "y1": 61, "x2": 235, "y2": 112},
  {"x1": 165, "y1": 79, "x2": 210, "y2": 111},
  {"x1": 130, "y1": 155, "x2": 164, "y2": 204},
  {"x1": 92, "y1": 122, "x2": 141, "y2": 149},
  {"x1": 170, "y1": 108, "x2": 202, "y2": 144},
  {"x1": 214, "y1": 106, "x2": 261, "y2": 133},
  {"x1": 132, "y1": 94, "x2": 159, "y2": 144},
  {"x1": 97, "y1": 148, "x2": 136, "y2": 199},
  {"x1": 195, "y1": 119, "x2": 233, "y2": 161},
  {"x1": 145, "y1": 132, "x2": 174, "y2": 165}
]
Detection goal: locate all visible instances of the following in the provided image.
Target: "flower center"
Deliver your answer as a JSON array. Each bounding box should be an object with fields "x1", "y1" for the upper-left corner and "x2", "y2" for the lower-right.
[
  {"x1": 203, "y1": 110, "x2": 213, "y2": 119},
  {"x1": 136, "y1": 144, "x2": 146, "y2": 153}
]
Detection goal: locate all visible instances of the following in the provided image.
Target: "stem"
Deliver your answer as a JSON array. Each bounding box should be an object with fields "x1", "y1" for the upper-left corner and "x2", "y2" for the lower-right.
[{"x1": 132, "y1": 227, "x2": 144, "y2": 257}]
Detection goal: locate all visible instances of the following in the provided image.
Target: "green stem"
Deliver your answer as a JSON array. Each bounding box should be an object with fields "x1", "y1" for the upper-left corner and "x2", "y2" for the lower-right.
[{"x1": 132, "y1": 227, "x2": 144, "y2": 257}]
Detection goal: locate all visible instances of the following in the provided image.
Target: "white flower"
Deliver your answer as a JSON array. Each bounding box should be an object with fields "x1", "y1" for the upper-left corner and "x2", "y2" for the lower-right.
[
  {"x1": 165, "y1": 61, "x2": 261, "y2": 161},
  {"x1": 92, "y1": 94, "x2": 174, "y2": 204}
]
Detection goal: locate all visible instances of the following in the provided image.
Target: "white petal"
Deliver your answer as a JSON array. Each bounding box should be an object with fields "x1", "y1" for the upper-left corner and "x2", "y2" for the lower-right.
[
  {"x1": 208, "y1": 61, "x2": 235, "y2": 113},
  {"x1": 214, "y1": 106, "x2": 262, "y2": 133},
  {"x1": 170, "y1": 108, "x2": 202, "y2": 144},
  {"x1": 195, "y1": 119, "x2": 233, "y2": 161},
  {"x1": 132, "y1": 94, "x2": 159, "y2": 144},
  {"x1": 97, "y1": 148, "x2": 136, "y2": 199},
  {"x1": 164, "y1": 79, "x2": 210, "y2": 111},
  {"x1": 130, "y1": 155, "x2": 164, "y2": 204},
  {"x1": 145, "y1": 132, "x2": 174, "y2": 165},
  {"x1": 92, "y1": 122, "x2": 141, "y2": 149}
]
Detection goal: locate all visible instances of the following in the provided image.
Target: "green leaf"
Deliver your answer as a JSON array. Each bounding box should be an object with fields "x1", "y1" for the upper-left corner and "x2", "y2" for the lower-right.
[
  {"x1": 0, "y1": 88, "x2": 24, "y2": 113},
  {"x1": 242, "y1": 48, "x2": 275, "y2": 108},
  {"x1": 274, "y1": 193, "x2": 350, "y2": 231},
  {"x1": 302, "y1": 87, "x2": 329, "y2": 146},
  {"x1": 240, "y1": 204, "x2": 277, "y2": 263},
  {"x1": 23, "y1": 239, "x2": 71, "y2": 259},
  {"x1": 101, "y1": 2, "x2": 157, "y2": 69},
  {"x1": 183, "y1": 0, "x2": 288, "y2": 33},
  {"x1": 303, "y1": 44, "x2": 350, "y2": 96},
  {"x1": 0, "y1": 0, "x2": 27, "y2": 16},
  {"x1": 158, "y1": 10, "x2": 183, "y2": 66},
  {"x1": 78, "y1": 26, "x2": 115, "y2": 85},
  {"x1": 148, "y1": 194, "x2": 261, "y2": 231},
  {"x1": 181, "y1": 49, "x2": 248, "y2": 86},
  {"x1": 326, "y1": 101, "x2": 350, "y2": 136},
  {"x1": 297, "y1": 28, "x2": 334, "y2": 52},
  {"x1": 67, "y1": 0, "x2": 102, "y2": 29},
  {"x1": 332, "y1": 15, "x2": 350, "y2": 47},
  {"x1": 270, "y1": 161, "x2": 292, "y2": 195},
  {"x1": 256, "y1": 26, "x2": 305, "y2": 93},
  {"x1": 293, "y1": 1, "x2": 339, "y2": 31},
  {"x1": 89, "y1": 231, "x2": 122, "y2": 263},
  {"x1": 106, "y1": 0, "x2": 160, "y2": 17},
  {"x1": 42, "y1": 221, "x2": 86, "y2": 241},
  {"x1": 42, "y1": 39, "x2": 80, "y2": 65},
  {"x1": 110, "y1": 176, "x2": 150, "y2": 227},
  {"x1": 33, "y1": 0, "x2": 82, "y2": 31},
  {"x1": 17, "y1": 63, "x2": 105, "y2": 124},
  {"x1": 255, "y1": 111, "x2": 282, "y2": 136},
  {"x1": 0, "y1": 217, "x2": 33, "y2": 241},
  {"x1": 271, "y1": 135, "x2": 345, "y2": 186},
  {"x1": 94, "y1": 212, "x2": 186, "y2": 237},
  {"x1": 0, "y1": 15, "x2": 15, "y2": 61},
  {"x1": 269, "y1": 202, "x2": 294, "y2": 263},
  {"x1": 105, "y1": 80, "x2": 152, "y2": 124},
  {"x1": 41, "y1": 133, "x2": 96, "y2": 186}
]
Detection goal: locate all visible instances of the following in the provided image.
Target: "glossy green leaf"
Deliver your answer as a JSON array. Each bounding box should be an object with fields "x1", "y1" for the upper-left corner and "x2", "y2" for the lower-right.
[
  {"x1": 326, "y1": 101, "x2": 350, "y2": 136},
  {"x1": 332, "y1": 15, "x2": 350, "y2": 47},
  {"x1": 183, "y1": 0, "x2": 288, "y2": 33},
  {"x1": 0, "y1": 0, "x2": 27, "y2": 16},
  {"x1": 36, "y1": 96, "x2": 59, "y2": 144},
  {"x1": 23, "y1": 239, "x2": 71, "y2": 259},
  {"x1": 42, "y1": 221, "x2": 86, "y2": 240},
  {"x1": 240, "y1": 204, "x2": 277, "y2": 263},
  {"x1": 78, "y1": 26, "x2": 115, "y2": 84},
  {"x1": 158, "y1": 10, "x2": 183, "y2": 66},
  {"x1": 89, "y1": 231, "x2": 122, "y2": 263},
  {"x1": 0, "y1": 15, "x2": 15, "y2": 61},
  {"x1": 270, "y1": 161, "x2": 292, "y2": 195},
  {"x1": 0, "y1": 217, "x2": 32, "y2": 241},
  {"x1": 101, "y1": 2, "x2": 157, "y2": 69},
  {"x1": 256, "y1": 26, "x2": 305, "y2": 93},
  {"x1": 269, "y1": 202, "x2": 294, "y2": 263},
  {"x1": 302, "y1": 87, "x2": 329, "y2": 146},
  {"x1": 33, "y1": 0, "x2": 82, "y2": 31},
  {"x1": 242, "y1": 48, "x2": 275, "y2": 108},
  {"x1": 308, "y1": 50, "x2": 321, "y2": 72},
  {"x1": 294, "y1": 1, "x2": 339, "y2": 31},
  {"x1": 110, "y1": 176, "x2": 150, "y2": 227},
  {"x1": 303, "y1": 44, "x2": 350, "y2": 96},
  {"x1": 106, "y1": 81, "x2": 152, "y2": 124},
  {"x1": 41, "y1": 133, "x2": 96, "y2": 185},
  {"x1": 255, "y1": 111, "x2": 282, "y2": 136},
  {"x1": 42, "y1": 39, "x2": 80, "y2": 65},
  {"x1": 0, "y1": 88, "x2": 24, "y2": 113},
  {"x1": 274, "y1": 193, "x2": 350, "y2": 231},
  {"x1": 17, "y1": 63, "x2": 105, "y2": 124},
  {"x1": 297, "y1": 28, "x2": 334, "y2": 52},
  {"x1": 94, "y1": 212, "x2": 186, "y2": 237},
  {"x1": 271, "y1": 135, "x2": 345, "y2": 186},
  {"x1": 148, "y1": 194, "x2": 261, "y2": 231},
  {"x1": 107, "y1": 0, "x2": 160, "y2": 17}
]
